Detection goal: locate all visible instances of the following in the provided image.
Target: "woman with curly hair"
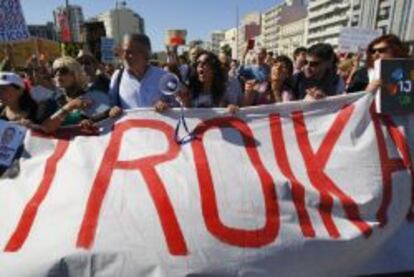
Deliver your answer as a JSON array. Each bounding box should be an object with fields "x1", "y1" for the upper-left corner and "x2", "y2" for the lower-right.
[
  {"x1": 187, "y1": 51, "x2": 242, "y2": 111},
  {"x1": 243, "y1": 55, "x2": 294, "y2": 106}
]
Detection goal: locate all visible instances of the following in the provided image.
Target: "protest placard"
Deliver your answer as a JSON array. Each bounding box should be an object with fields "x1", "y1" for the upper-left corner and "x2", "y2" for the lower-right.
[
  {"x1": 100, "y1": 37, "x2": 115, "y2": 63},
  {"x1": 0, "y1": 0, "x2": 30, "y2": 43},
  {"x1": 338, "y1": 27, "x2": 381, "y2": 53}
]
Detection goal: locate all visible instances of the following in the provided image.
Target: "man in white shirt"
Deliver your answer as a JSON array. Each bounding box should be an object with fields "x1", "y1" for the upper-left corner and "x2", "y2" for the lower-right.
[{"x1": 109, "y1": 34, "x2": 168, "y2": 109}]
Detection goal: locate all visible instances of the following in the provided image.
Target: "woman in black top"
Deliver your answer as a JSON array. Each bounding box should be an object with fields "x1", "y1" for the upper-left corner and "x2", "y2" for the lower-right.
[
  {"x1": 0, "y1": 71, "x2": 58, "y2": 177},
  {"x1": 0, "y1": 72, "x2": 57, "y2": 127}
]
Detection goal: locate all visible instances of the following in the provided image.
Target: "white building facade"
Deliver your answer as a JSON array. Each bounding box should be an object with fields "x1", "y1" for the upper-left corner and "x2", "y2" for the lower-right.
[
  {"x1": 237, "y1": 11, "x2": 262, "y2": 60},
  {"x1": 210, "y1": 31, "x2": 225, "y2": 55},
  {"x1": 262, "y1": 4, "x2": 284, "y2": 55},
  {"x1": 95, "y1": 6, "x2": 145, "y2": 45},
  {"x1": 307, "y1": 0, "x2": 414, "y2": 48},
  {"x1": 278, "y1": 0, "x2": 308, "y2": 57},
  {"x1": 219, "y1": 28, "x2": 238, "y2": 59}
]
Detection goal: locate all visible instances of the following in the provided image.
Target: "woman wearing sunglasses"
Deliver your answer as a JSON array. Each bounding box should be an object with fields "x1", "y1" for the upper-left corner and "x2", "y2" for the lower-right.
[
  {"x1": 188, "y1": 51, "x2": 242, "y2": 112},
  {"x1": 42, "y1": 56, "x2": 119, "y2": 134},
  {"x1": 347, "y1": 34, "x2": 409, "y2": 93}
]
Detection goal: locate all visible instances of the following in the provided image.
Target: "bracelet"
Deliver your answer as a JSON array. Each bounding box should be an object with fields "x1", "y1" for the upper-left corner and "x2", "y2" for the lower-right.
[{"x1": 51, "y1": 107, "x2": 70, "y2": 121}]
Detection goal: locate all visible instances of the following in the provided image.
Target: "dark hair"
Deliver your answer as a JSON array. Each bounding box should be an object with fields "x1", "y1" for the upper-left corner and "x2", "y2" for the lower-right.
[
  {"x1": 124, "y1": 33, "x2": 152, "y2": 52},
  {"x1": 307, "y1": 43, "x2": 337, "y2": 69},
  {"x1": 273, "y1": 55, "x2": 294, "y2": 76},
  {"x1": 178, "y1": 54, "x2": 189, "y2": 64},
  {"x1": 189, "y1": 51, "x2": 226, "y2": 106},
  {"x1": 293, "y1": 47, "x2": 307, "y2": 60},
  {"x1": 366, "y1": 34, "x2": 409, "y2": 68},
  {"x1": 164, "y1": 63, "x2": 183, "y2": 81},
  {"x1": 10, "y1": 84, "x2": 38, "y2": 121}
]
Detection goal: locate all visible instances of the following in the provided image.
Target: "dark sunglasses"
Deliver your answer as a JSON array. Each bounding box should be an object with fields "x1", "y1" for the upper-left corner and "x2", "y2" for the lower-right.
[
  {"x1": 370, "y1": 46, "x2": 389, "y2": 54},
  {"x1": 304, "y1": 60, "x2": 322, "y2": 67},
  {"x1": 53, "y1": 67, "x2": 71, "y2": 76}
]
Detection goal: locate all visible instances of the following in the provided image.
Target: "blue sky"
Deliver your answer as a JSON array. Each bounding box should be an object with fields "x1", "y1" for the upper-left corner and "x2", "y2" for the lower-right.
[{"x1": 20, "y1": 0, "x2": 282, "y2": 51}]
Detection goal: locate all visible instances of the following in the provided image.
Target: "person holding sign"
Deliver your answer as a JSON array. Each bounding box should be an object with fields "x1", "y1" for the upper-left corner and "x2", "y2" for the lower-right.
[{"x1": 347, "y1": 34, "x2": 409, "y2": 93}]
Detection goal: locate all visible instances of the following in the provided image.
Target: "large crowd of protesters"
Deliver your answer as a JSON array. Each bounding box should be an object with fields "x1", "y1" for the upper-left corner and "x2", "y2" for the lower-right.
[{"x1": 0, "y1": 32, "x2": 412, "y2": 137}]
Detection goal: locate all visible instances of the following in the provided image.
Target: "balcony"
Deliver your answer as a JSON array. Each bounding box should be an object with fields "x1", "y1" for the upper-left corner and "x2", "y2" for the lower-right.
[
  {"x1": 307, "y1": 25, "x2": 343, "y2": 40},
  {"x1": 308, "y1": 14, "x2": 349, "y2": 30},
  {"x1": 309, "y1": 0, "x2": 334, "y2": 11},
  {"x1": 309, "y1": 3, "x2": 350, "y2": 20}
]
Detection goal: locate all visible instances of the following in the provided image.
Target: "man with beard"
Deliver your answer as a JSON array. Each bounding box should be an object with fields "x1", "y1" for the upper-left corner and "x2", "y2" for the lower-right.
[{"x1": 291, "y1": 43, "x2": 345, "y2": 100}]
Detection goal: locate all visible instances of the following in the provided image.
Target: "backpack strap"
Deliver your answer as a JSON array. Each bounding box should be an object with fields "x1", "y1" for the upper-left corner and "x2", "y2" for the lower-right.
[{"x1": 114, "y1": 68, "x2": 124, "y2": 106}]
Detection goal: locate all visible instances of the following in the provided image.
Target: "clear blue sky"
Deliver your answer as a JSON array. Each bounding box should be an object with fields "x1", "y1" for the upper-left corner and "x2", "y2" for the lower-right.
[{"x1": 20, "y1": 0, "x2": 282, "y2": 51}]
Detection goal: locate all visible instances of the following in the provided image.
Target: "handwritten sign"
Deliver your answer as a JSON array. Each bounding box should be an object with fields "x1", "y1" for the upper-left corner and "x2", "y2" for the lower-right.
[{"x1": 338, "y1": 27, "x2": 381, "y2": 53}]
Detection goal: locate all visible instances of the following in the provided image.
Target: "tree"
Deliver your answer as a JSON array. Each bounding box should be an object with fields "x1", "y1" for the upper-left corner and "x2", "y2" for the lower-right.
[{"x1": 221, "y1": 44, "x2": 232, "y2": 58}]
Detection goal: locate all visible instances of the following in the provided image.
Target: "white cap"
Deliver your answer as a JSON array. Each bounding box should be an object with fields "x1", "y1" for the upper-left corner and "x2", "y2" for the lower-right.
[{"x1": 0, "y1": 72, "x2": 25, "y2": 88}]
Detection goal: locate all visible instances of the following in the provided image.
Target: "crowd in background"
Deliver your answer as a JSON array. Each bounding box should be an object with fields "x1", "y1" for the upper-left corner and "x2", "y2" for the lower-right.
[{"x1": 0, "y1": 32, "x2": 412, "y2": 137}]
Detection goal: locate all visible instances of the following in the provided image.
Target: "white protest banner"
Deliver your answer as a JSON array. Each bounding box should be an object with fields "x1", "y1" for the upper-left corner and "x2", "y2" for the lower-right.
[
  {"x1": 0, "y1": 93, "x2": 414, "y2": 276},
  {"x1": 0, "y1": 0, "x2": 30, "y2": 43},
  {"x1": 338, "y1": 27, "x2": 382, "y2": 53}
]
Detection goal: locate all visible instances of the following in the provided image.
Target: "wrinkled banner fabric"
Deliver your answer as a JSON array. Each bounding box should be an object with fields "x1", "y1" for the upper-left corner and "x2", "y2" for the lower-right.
[{"x1": 0, "y1": 93, "x2": 413, "y2": 276}]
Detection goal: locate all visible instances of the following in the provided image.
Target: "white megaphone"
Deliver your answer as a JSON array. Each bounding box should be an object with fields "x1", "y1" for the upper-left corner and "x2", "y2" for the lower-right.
[{"x1": 159, "y1": 73, "x2": 181, "y2": 96}]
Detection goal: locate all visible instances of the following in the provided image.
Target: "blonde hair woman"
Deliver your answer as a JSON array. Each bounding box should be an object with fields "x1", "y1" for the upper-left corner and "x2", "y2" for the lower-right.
[{"x1": 43, "y1": 56, "x2": 120, "y2": 134}]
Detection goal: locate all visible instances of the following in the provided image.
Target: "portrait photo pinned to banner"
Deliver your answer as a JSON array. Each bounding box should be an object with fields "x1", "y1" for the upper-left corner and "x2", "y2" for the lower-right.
[{"x1": 0, "y1": 120, "x2": 26, "y2": 167}]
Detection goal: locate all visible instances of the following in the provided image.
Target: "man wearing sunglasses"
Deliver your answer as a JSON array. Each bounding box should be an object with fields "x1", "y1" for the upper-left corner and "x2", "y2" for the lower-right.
[{"x1": 291, "y1": 43, "x2": 345, "y2": 100}]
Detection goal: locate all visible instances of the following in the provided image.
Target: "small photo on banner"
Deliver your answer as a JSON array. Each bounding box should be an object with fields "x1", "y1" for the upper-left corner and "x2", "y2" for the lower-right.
[{"x1": 0, "y1": 120, "x2": 26, "y2": 167}]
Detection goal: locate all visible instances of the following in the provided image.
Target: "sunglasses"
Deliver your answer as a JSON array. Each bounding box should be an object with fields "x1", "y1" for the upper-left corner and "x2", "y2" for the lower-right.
[
  {"x1": 53, "y1": 67, "x2": 71, "y2": 76},
  {"x1": 304, "y1": 60, "x2": 322, "y2": 67},
  {"x1": 370, "y1": 46, "x2": 389, "y2": 54}
]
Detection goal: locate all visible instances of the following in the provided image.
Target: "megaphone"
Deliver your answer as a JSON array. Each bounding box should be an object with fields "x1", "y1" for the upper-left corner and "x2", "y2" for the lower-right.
[
  {"x1": 159, "y1": 73, "x2": 181, "y2": 96},
  {"x1": 158, "y1": 72, "x2": 194, "y2": 145}
]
